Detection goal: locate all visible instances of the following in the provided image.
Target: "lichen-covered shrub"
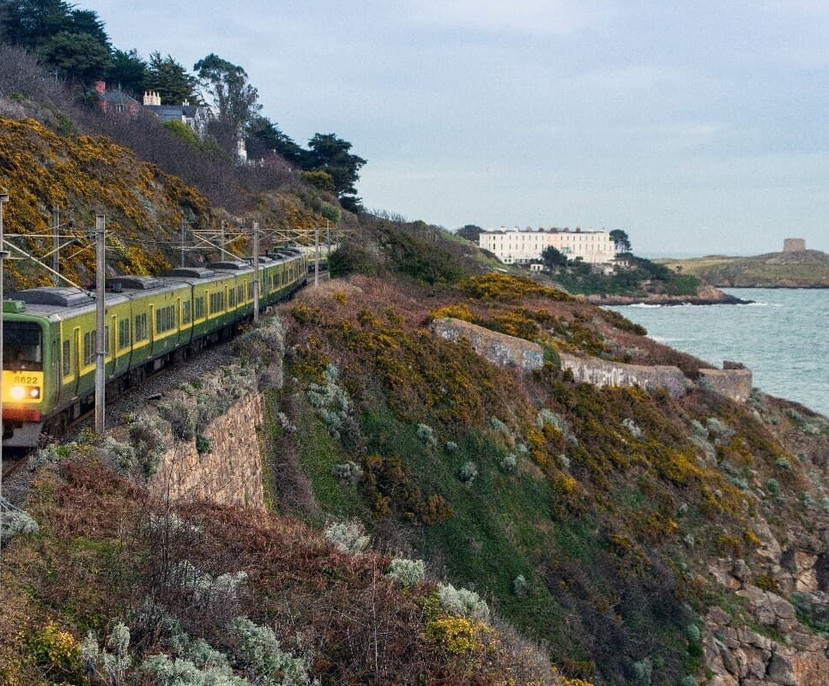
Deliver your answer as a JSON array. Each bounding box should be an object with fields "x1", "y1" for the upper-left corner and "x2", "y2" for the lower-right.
[
  {"x1": 323, "y1": 520, "x2": 370, "y2": 554},
  {"x1": 82, "y1": 622, "x2": 132, "y2": 686},
  {"x1": 458, "y1": 461, "x2": 479, "y2": 486},
  {"x1": 306, "y1": 365, "x2": 351, "y2": 439},
  {"x1": 1, "y1": 497, "x2": 39, "y2": 545},
  {"x1": 227, "y1": 616, "x2": 313, "y2": 686},
  {"x1": 416, "y1": 422, "x2": 437, "y2": 448},
  {"x1": 158, "y1": 397, "x2": 197, "y2": 441},
  {"x1": 621, "y1": 418, "x2": 643, "y2": 439},
  {"x1": 437, "y1": 583, "x2": 490, "y2": 622},
  {"x1": 385, "y1": 558, "x2": 426, "y2": 588},
  {"x1": 97, "y1": 436, "x2": 138, "y2": 474},
  {"x1": 331, "y1": 461, "x2": 363, "y2": 484},
  {"x1": 128, "y1": 413, "x2": 168, "y2": 477},
  {"x1": 499, "y1": 453, "x2": 517, "y2": 474}
]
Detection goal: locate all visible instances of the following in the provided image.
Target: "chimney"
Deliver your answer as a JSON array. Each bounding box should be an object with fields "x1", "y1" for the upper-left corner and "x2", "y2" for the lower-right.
[{"x1": 94, "y1": 80, "x2": 106, "y2": 95}]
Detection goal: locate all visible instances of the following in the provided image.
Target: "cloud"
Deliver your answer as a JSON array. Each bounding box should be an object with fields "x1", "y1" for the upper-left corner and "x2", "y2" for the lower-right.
[{"x1": 409, "y1": 0, "x2": 616, "y2": 35}]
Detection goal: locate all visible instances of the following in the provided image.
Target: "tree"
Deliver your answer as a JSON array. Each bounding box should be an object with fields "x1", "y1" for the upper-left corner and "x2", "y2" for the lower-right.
[
  {"x1": 541, "y1": 246, "x2": 569, "y2": 271},
  {"x1": 194, "y1": 53, "x2": 261, "y2": 156},
  {"x1": 456, "y1": 225, "x2": 483, "y2": 243},
  {"x1": 0, "y1": 0, "x2": 74, "y2": 49},
  {"x1": 108, "y1": 48, "x2": 146, "y2": 97},
  {"x1": 305, "y1": 132, "x2": 366, "y2": 209},
  {"x1": 0, "y1": 0, "x2": 111, "y2": 81},
  {"x1": 39, "y1": 30, "x2": 111, "y2": 81},
  {"x1": 609, "y1": 229, "x2": 632, "y2": 254},
  {"x1": 145, "y1": 52, "x2": 198, "y2": 105},
  {"x1": 245, "y1": 115, "x2": 306, "y2": 165}
]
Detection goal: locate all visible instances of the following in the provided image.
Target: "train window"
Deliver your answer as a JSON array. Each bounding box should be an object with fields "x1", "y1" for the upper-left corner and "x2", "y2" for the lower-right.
[
  {"x1": 118, "y1": 319, "x2": 130, "y2": 349},
  {"x1": 62, "y1": 340, "x2": 71, "y2": 376},
  {"x1": 229, "y1": 288, "x2": 236, "y2": 307},
  {"x1": 237, "y1": 284, "x2": 244, "y2": 302},
  {"x1": 83, "y1": 331, "x2": 96, "y2": 365},
  {"x1": 105, "y1": 326, "x2": 110, "y2": 354},
  {"x1": 247, "y1": 281, "x2": 254, "y2": 299},
  {"x1": 195, "y1": 297, "x2": 205, "y2": 320},
  {"x1": 182, "y1": 300, "x2": 191, "y2": 325},
  {"x1": 3, "y1": 321, "x2": 43, "y2": 371},
  {"x1": 155, "y1": 305, "x2": 176, "y2": 334},
  {"x1": 135, "y1": 313, "x2": 148, "y2": 342},
  {"x1": 209, "y1": 291, "x2": 225, "y2": 314}
]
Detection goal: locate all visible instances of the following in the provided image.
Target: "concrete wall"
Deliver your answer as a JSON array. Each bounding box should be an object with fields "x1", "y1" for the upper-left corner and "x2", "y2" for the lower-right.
[
  {"x1": 151, "y1": 392, "x2": 266, "y2": 509},
  {"x1": 698, "y1": 367, "x2": 753, "y2": 403},
  {"x1": 431, "y1": 317, "x2": 545, "y2": 371},
  {"x1": 432, "y1": 317, "x2": 753, "y2": 403},
  {"x1": 559, "y1": 353, "x2": 692, "y2": 398}
]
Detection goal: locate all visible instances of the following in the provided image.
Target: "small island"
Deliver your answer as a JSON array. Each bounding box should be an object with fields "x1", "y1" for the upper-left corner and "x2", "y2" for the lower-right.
[{"x1": 659, "y1": 239, "x2": 829, "y2": 288}]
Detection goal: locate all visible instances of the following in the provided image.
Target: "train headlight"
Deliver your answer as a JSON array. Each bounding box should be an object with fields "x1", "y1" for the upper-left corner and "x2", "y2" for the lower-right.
[{"x1": 9, "y1": 385, "x2": 40, "y2": 400}]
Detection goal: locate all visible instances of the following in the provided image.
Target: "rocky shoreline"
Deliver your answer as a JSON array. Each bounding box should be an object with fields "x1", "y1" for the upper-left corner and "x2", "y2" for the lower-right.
[{"x1": 580, "y1": 286, "x2": 752, "y2": 307}]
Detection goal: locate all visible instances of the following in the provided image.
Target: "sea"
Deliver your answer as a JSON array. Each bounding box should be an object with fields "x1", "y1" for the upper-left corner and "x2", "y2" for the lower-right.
[{"x1": 605, "y1": 289, "x2": 829, "y2": 417}]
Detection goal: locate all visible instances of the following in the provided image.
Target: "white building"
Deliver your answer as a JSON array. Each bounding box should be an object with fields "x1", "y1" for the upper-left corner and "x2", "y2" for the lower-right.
[{"x1": 479, "y1": 227, "x2": 617, "y2": 265}]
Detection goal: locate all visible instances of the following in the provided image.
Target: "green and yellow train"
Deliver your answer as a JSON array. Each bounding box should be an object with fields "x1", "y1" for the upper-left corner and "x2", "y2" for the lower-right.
[{"x1": 1, "y1": 250, "x2": 307, "y2": 447}]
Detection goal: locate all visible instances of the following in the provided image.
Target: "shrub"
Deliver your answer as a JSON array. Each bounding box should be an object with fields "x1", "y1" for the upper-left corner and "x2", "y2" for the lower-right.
[
  {"x1": 128, "y1": 413, "x2": 168, "y2": 476},
  {"x1": 97, "y1": 436, "x2": 138, "y2": 474},
  {"x1": 28, "y1": 442, "x2": 76, "y2": 471},
  {"x1": 323, "y1": 520, "x2": 370, "y2": 554},
  {"x1": 385, "y1": 558, "x2": 426, "y2": 588},
  {"x1": 765, "y1": 478, "x2": 780, "y2": 495},
  {"x1": 499, "y1": 454, "x2": 517, "y2": 474},
  {"x1": 227, "y1": 616, "x2": 313, "y2": 685},
  {"x1": 158, "y1": 397, "x2": 197, "y2": 441},
  {"x1": 445, "y1": 440, "x2": 458, "y2": 453},
  {"x1": 416, "y1": 423, "x2": 437, "y2": 448},
  {"x1": 621, "y1": 418, "x2": 643, "y2": 439},
  {"x1": 306, "y1": 365, "x2": 351, "y2": 439},
  {"x1": 458, "y1": 461, "x2": 479, "y2": 486},
  {"x1": 512, "y1": 575, "x2": 528, "y2": 596},
  {"x1": 29, "y1": 621, "x2": 83, "y2": 683},
  {"x1": 1, "y1": 497, "x2": 39, "y2": 544},
  {"x1": 81, "y1": 623, "x2": 132, "y2": 686},
  {"x1": 437, "y1": 583, "x2": 490, "y2": 622}
]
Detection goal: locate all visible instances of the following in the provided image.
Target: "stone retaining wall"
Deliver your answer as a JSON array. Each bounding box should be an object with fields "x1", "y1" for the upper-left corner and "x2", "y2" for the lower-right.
[{"x1": 151, "y1": 392, "x2": 266, "y2": 509}]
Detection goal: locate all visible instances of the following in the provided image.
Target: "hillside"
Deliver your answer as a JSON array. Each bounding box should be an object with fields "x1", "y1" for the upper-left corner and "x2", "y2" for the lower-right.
[
  {"x1": 4, "y1": 211, "x2": 829, "y2": 684},
  {"x1": 2, "y1": 72, "x2": 829, "y2": 685},
  {"x1": 660, "y1": 251, "x2": 829, "y2": 288}
]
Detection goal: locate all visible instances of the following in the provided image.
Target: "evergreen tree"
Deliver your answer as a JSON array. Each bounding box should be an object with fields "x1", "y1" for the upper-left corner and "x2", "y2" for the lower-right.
[
  {"x1": 305, "y1": 133, "x2": 366, "y2": 209},
  {"x1": 145, "y1": 52, "x2": 199, "y2": 105},
  {"x1": 107, "y1": 48, "x2": 147, "y2": 97}
]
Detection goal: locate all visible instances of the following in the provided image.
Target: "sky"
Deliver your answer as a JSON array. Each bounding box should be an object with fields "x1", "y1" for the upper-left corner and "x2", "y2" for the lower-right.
[{"x1": 81, "y1": 0, "x2": 828, "y2": 256}]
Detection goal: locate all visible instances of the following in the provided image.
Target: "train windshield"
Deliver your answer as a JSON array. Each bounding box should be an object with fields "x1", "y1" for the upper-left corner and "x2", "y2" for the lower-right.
[{"x1": 3, "y1": 321, "x2": 43, "y2": 371}]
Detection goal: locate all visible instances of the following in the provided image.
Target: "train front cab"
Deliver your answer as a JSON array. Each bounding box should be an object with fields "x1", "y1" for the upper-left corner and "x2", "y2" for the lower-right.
[{"x1": 2, "y1": 301, "x2": 51, "y2": 445}]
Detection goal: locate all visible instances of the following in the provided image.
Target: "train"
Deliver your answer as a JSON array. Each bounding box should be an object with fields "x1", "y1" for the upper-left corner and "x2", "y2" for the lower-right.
[{"x1": 1, "y1": 249, "x2": 307, "y2": 447}]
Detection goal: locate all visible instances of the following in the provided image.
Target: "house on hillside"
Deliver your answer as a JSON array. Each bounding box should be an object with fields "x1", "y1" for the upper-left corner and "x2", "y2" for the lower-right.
[
  {"x1": 92, "y1": 81, "x2": 140, "y2": 119},
  {"x1": 142, "y1": 91, "x2": 212, "y2": 138}
]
